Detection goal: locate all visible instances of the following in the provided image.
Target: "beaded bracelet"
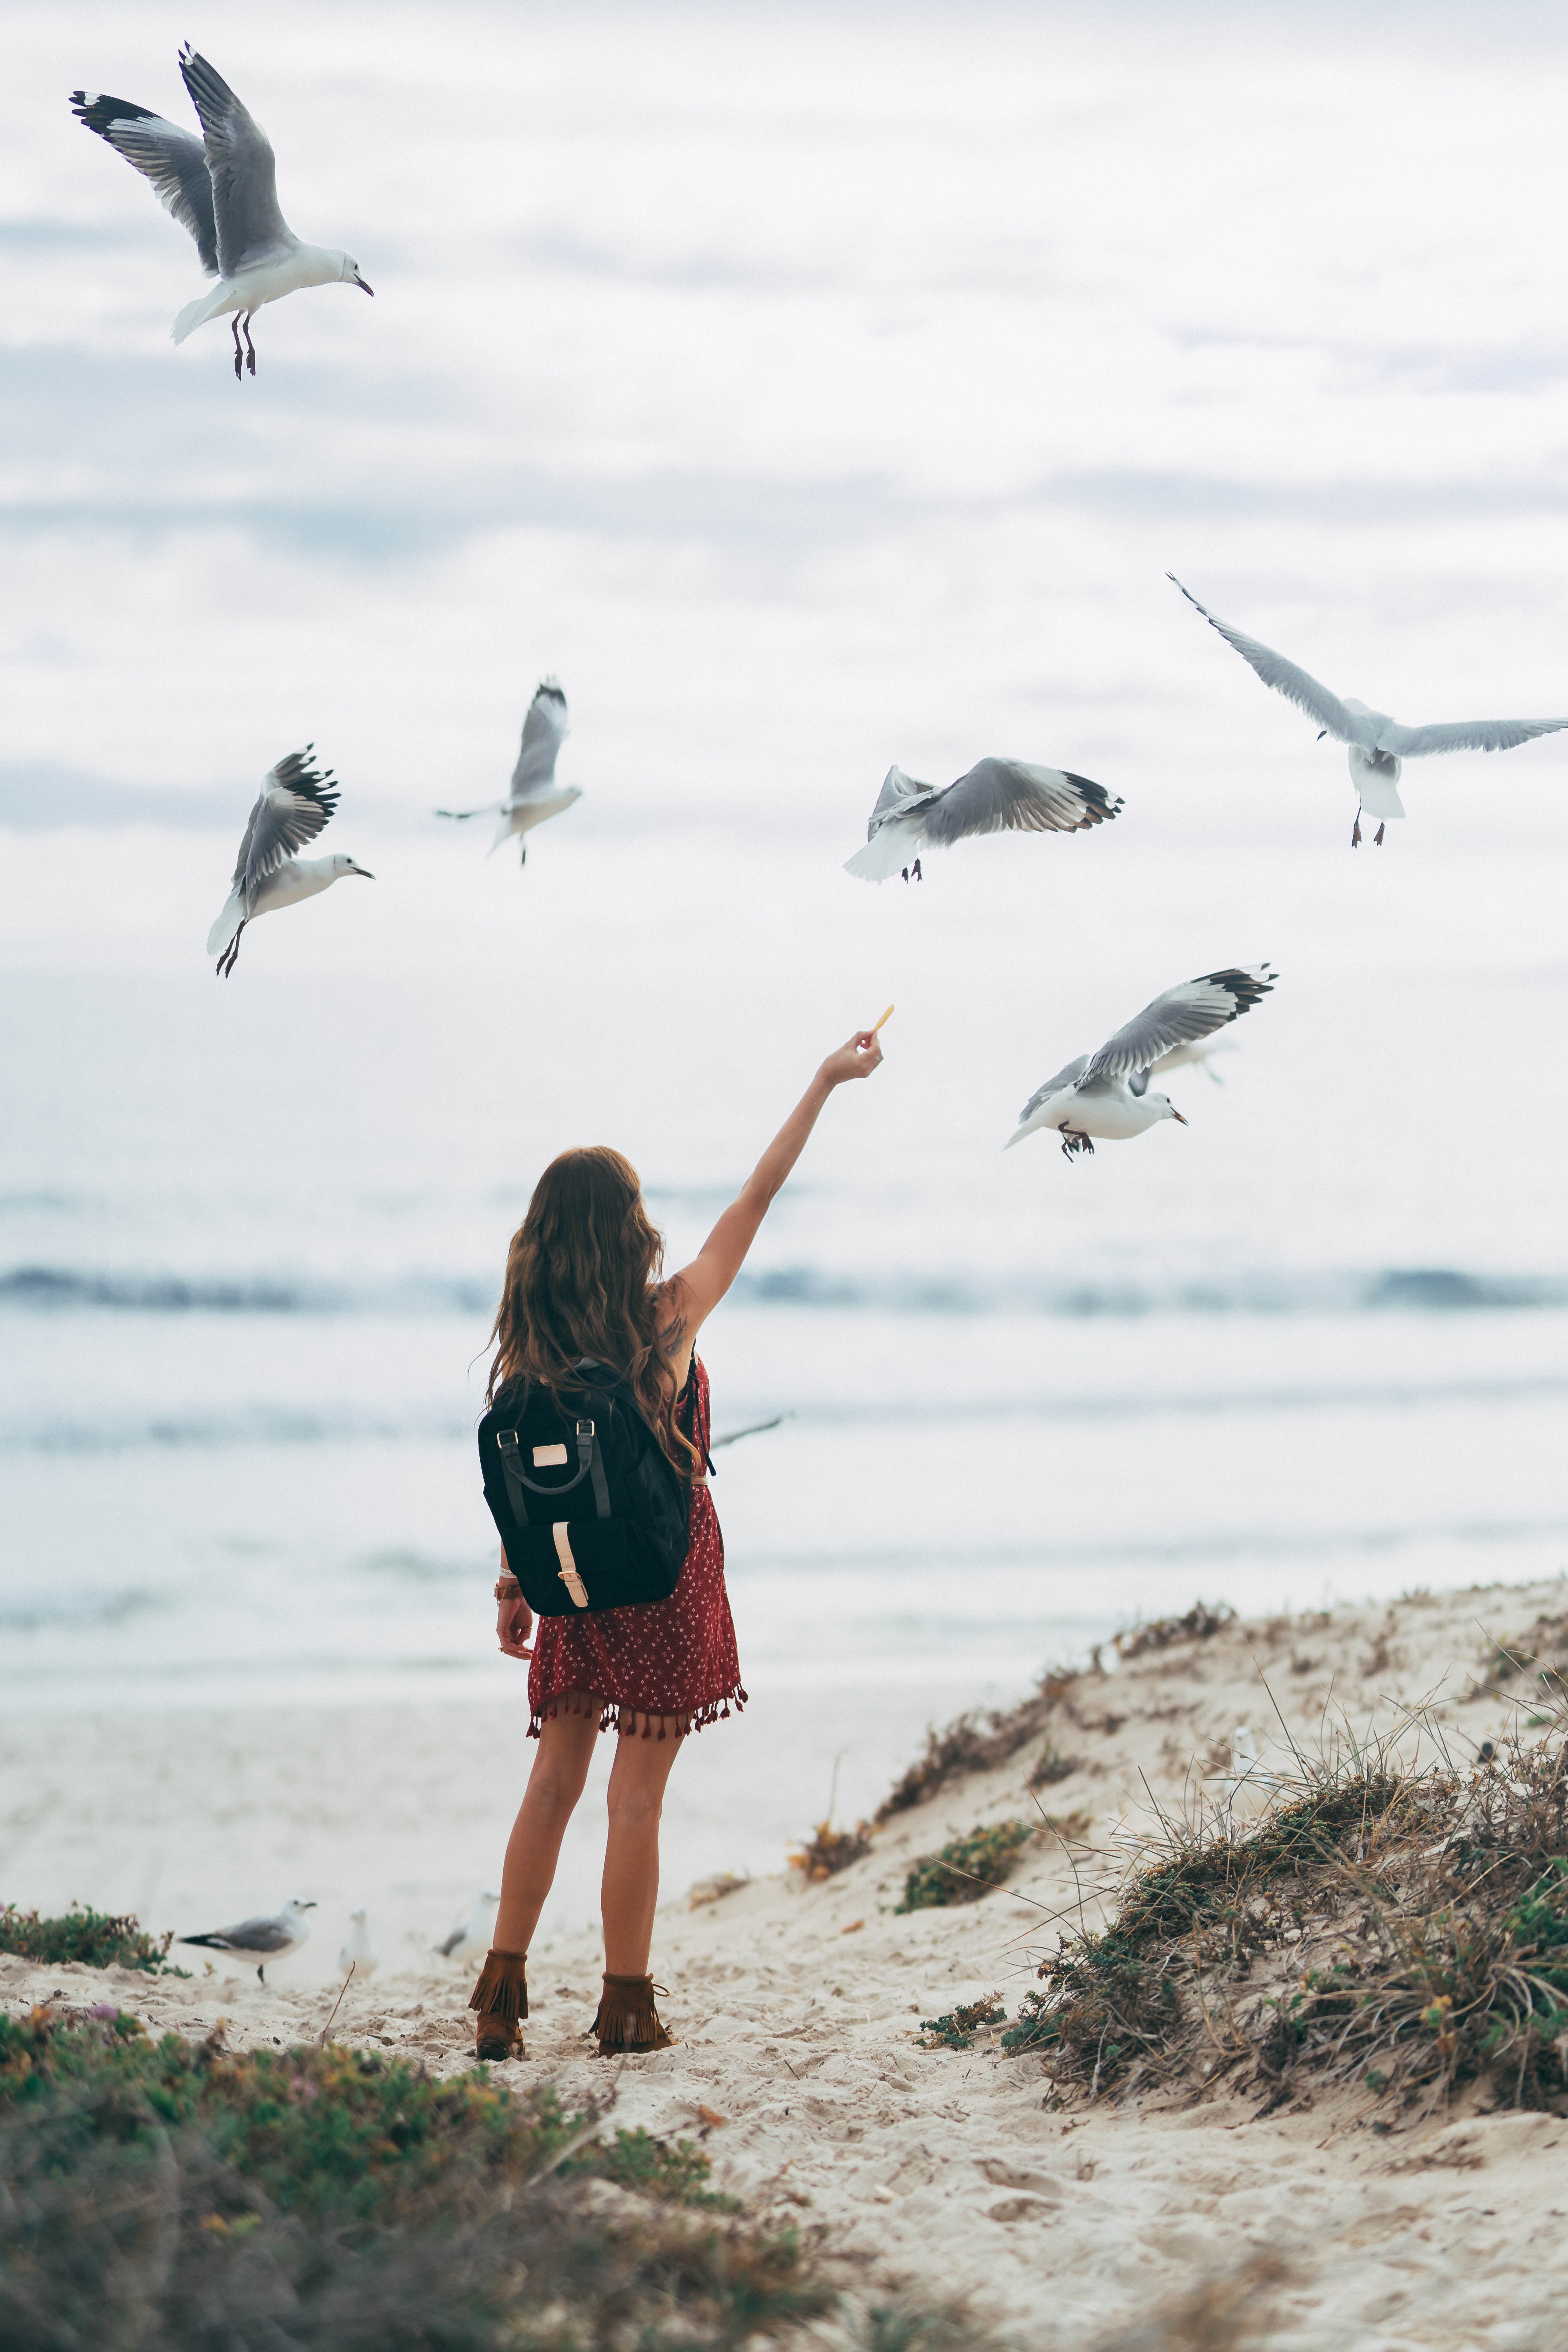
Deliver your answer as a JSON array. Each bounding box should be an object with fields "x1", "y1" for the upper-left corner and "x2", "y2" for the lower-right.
[{"x1": 494, "y1": 1577, "x2": 522, "y2": 1602}]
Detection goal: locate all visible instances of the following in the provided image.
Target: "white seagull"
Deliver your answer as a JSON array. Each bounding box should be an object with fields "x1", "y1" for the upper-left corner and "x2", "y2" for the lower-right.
[
  {"x1": 436, "y1": 1892, "x2": 500, "y2": 1965},
  {"x1": 1006, "y1": 965, "x2": 1276, "y2": 1160},
  {"x1": 179, "y1": 1894, "x2": 316, "y2": 1983},
  {"x1": 70, "y1": 47, "x2": 373, "y2": 380},
  {"x1": 436, "y1": 679, "x2": 579, "y2": 864},
  {"x1": 1169, "y1": 574, "x2": 1568, "y2": 848},
  {"x1": 844, "y1": 758, "x2": 1122, "y2": 882},
  {"x1": 338, "y1": 1909, "x2": 379, "y2": 1982},
  {"x1": 207, "y1": 747, "x2": 374, "y2": 978}
]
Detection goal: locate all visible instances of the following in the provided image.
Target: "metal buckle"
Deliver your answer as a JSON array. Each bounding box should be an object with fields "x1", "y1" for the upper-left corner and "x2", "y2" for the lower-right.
[
  {"x1": 576, "y1": 1419, "x2": 595, "y2": 1439},
  {"x1": 496, "y1": 1429, "x2": 518, "y2": 1454}
]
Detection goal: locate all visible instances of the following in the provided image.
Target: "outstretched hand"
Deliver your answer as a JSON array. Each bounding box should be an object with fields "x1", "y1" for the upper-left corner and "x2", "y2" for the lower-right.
[{"x1": 818, "y1": 1029, "x2": 885, "y2": 1087}]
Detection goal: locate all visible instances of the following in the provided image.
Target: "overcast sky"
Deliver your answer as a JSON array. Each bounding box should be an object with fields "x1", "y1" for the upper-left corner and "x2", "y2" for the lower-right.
[{"x1": 5, "y1": 0, "x2": 1568, "y2": 969}]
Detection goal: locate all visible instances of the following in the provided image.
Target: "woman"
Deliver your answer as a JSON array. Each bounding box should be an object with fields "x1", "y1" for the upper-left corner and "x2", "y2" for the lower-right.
[{"x1": 470, "y1": 1025, "x2": 885, "y2": 2061}]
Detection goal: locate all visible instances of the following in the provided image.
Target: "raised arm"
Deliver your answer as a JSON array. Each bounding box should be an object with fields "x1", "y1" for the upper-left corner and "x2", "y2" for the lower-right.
[{"x1": 659, "y1": 1029, "x2": 884, "y2": 1387}]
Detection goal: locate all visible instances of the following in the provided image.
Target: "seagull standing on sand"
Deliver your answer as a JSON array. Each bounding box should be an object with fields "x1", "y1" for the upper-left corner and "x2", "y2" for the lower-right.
[
  {"x1": 844, "y1": 758, "x2": 1122, "y2": 882},
  {"x1": 179, "y1": 1895, "x2": 316, "y2": 1983},
  {"x1": 207, "y1": 748, "x2": 374, "y2": 978},
  {"x1": 437, "y1": 1893, "x2": 500, "y2": 1965},
  {"x1": 1169, "y1": 575, "x2": 1568, "y2": 847},
  {"x1": 338, "y1": 1909, "x2": 378, "y2": 1981},
  {"x1": 1006, "y1": 965, "x2": 1276, "y2": 1160},
  {"x1": 70, "y1": 47, "x2": 373, "y2": 379},
  {"x1": 436, "y1": 679, "x2": 579, "y2": 864}
]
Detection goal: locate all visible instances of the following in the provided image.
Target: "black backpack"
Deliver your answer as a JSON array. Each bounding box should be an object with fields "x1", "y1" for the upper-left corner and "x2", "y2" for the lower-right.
[{"x1": 478, "y1": 1359, "x2": 695, "y2": 1616}]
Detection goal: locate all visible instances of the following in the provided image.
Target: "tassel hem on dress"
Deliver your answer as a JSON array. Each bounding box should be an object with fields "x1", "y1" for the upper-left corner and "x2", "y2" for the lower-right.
[
  {"x1": 527, "y1": 1684, "x2": 748, "y2": 1743},
  {"x1": 590, "y1": 1973, "x2": 675, "y2": 2054}
]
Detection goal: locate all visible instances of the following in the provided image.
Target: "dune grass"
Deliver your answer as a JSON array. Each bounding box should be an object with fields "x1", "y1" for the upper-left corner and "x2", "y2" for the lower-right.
[{"x1": 1004, "y1": 1701, "x2": 1568, "y2": 2119}]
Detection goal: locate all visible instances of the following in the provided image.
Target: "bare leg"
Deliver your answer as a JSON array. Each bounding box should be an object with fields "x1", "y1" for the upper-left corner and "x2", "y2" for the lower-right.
[
  {"x1": 493, "y1": 1701, "x2": 599, "y2": 1954},
  {"x1": 601, "y1": 1714, "x2": 687, "y2": 1976},
  {"x1": 242, "y1": 313, "x2": 257, "y2": 376},
  {"x1": 231, "y1": 316, "x2": 244, "y2": 380}
]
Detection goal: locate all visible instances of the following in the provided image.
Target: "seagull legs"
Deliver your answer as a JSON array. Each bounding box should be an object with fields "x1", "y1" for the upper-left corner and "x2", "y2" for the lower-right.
[
  {"x1": 242, "y1": 312, "x2": 257, "y2": 377},
  {"x1": 1373, "y1": 822, "x2": 1385, "y2": 847},
  {"x1": 216, "y1": 920, "x2": 248, "y2": 979},
  {"x1": 1352, "y1": 805, "x2": 1362, "y2": 848},
  {"x1": 231, "y1": 315, "x2": 244, "y2": 379},
  {"x1": 912, "y1": 857, "x2": 922, "y2": 881},
  {"x1": 1058, "y1": 1127, "x2": 1094, "y2": 1161}
]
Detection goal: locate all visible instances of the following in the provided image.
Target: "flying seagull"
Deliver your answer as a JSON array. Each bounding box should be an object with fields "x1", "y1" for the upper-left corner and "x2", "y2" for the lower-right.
[
  {"x1": 338, "y1": 1908, "x2": 379, "y2": 1982},
  {"x1": 1169, "y1": 574, "x2": 1568, "y2": 847},
  {"x1": 844, "y1": 758, "x2": 1122, "y2": 882},
  {"x1": 206, "y1": 747, "x2": 374, "y2": 978},
  {"x1": 70, "y1": 47, "x2": 373, "y2": 379},
  {"x1": 437, "y1": 1892, "x2": 500, "y2": 1965},
  {"x1": 1006, "y1": 965, "x2": 1276, "y2": 1159},
  {"x1": 179, "y1": 1895, "x2": 316, "y2": 1983},
  {"x1": 436, "y1": 679, "x2": 579, "y2": 864}
]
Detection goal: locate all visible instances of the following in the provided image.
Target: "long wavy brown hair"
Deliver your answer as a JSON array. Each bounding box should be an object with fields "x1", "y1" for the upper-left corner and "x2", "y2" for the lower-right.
[{"x1": 486, "y1": 1147, "x2": 697, "y2": 1470}]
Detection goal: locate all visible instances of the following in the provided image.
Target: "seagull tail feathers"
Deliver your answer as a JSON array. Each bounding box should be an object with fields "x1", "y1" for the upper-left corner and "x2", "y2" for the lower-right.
[
  {"x1": 843, "y1": 828, "x2": 916, "y2": 882},
  {"x1": 206, "y1": 891, "x2": 243, "y2": 957},
  {"x1": 1003, "y1": 1122, "x2": 1031, "y2": 1151},
  {"x1": 172, "y1": 283, "x2": 228, "y2": 343}
]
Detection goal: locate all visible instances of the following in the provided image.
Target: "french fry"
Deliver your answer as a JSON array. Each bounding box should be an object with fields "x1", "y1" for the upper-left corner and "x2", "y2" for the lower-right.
[{"x1": 872, "y1": 1004, "x2": 895, "y2": 1033}]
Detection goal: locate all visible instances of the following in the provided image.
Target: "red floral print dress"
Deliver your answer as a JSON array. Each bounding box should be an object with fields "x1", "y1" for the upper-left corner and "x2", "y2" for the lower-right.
[{"x1": 526, "y1": 1357, "x2": 746, "y2": 1740}]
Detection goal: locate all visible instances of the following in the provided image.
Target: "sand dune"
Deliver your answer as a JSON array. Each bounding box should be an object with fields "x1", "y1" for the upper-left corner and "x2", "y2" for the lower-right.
[{"x1": 7, "y1": 1573, "x2": 1568, "y2": 2346}]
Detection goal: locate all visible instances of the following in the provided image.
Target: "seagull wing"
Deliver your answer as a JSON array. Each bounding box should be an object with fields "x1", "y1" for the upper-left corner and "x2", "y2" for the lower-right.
[
  {"x1": 232, "y1": 748, "x2": 340, "y2": 899},
  {"x1": 1169, "y1": 575, "x2": 1361, "y2": 744},
  {"x1": 1376, "y1": 715, "x2": 1568, "y2": 758},
  {"x1": 434, "y1": 802, "x2": 503, "y2": 820},
  {"x1": 1085, "y1": 964, "x2": 1276, "y2": 1083},
  {"x1": 178, "y1": 47, "x2": 291, "y2": 274},
  {"x1": 867, "y1": 764, "x2": 935, "y2": 830},
  {"x1": 509, "y1": 677, "x2": 570, "y2": 800},
  {"x1": 182, "y1": 1913, "x2": 298, "y2": 1953},
  {"x1": 1015, "y1": 1054, "x2": 1090, "y2": 1126},
  {"x1": 922, "y1": 758, "x2": 1122, "y2": 844},
  {"x1": 69, "y1": 93, "x2": 220, "y2": 273}
]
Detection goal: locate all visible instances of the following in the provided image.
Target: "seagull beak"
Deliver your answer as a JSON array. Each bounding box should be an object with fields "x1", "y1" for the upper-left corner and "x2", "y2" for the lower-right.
[
  {"x1": 1171, "y1": 1109, "x2": 1188, "y2": 1124},
  {"x1": 352, "y1": 865, "x2": 375, "y2": 879},
  {"x1": 1316, "y1": 729, "x2": 1327, "y2": 740},
  {"x1": 356, "y1": 276, "x2": 375, "y2": 296}
]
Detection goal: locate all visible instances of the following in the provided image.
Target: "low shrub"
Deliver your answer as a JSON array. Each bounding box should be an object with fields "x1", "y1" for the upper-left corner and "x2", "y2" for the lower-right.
[
  {"x1": 1005, "y1": 1710, "x2": 1568, "y2": 2119},
  {"x1": 0, "y1": 1902, "x2": 184, "y2": 1974},
  {"x1": 0, "y1": 2006, "x2": 823, "y2": 2350},
  {"x1": 789, "y1": 1821, "x2": 875, "y2": 1881},
  {"x1": 897, "y1": 1820, "x2": 1035, "y2": 1912},
  {"x1": 916, "y1": 1995, "x2": 1007, "y2": 2051},
  {"x1": 1112, "y1": 1601, "x2": 1235, "y2": 1661},
  {"x1": 875, "y1": 1666, "x2": 1081, "y2": 1822}
]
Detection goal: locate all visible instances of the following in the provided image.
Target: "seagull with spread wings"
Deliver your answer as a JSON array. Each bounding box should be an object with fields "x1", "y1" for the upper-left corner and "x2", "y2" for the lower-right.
[
  {"x1": 1006, "y1": 965, "x2": 1276, "y2": 1159},
  {"x1": 844, "y1": 757, "x2": 1122, "y2": 882},
  {"x1": 206, "y1": 748, "x2": 374, "y2": 978},
  {"x1": 70, "y1": 47, "x2": 373, "y2": 379},
  {"x1": 436, "y1": 677, "x2": 580, "y2": 865},
  {"x1": 1170, "y1": 575, "x2": 1568, "y2": 847}
]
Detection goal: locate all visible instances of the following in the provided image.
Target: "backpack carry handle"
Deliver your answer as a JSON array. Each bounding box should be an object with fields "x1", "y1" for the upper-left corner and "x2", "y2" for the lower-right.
[{"x1": 495, "y1": 1418, "x2": 612, "y2": 1520}]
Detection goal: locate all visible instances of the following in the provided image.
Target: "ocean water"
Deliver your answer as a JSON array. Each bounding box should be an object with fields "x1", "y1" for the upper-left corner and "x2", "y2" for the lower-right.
[{"x1": 5, "y1": 830, "x2": 1568, "y2": 1773}]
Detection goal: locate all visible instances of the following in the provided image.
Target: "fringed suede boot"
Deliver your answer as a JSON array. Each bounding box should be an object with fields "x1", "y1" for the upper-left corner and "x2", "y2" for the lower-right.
[
  {"x1": 468, "y1": 1948, "x2": 528, "y2": 2061},
  {"x1": 591, "y1": 1972, "x2": 675, "y2": 2055}
]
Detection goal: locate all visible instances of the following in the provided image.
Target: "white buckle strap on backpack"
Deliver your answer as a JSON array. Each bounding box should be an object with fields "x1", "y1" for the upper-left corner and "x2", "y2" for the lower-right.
[{"x1": 552, "y1": 1521, "x2": 590, "y2": 1608}]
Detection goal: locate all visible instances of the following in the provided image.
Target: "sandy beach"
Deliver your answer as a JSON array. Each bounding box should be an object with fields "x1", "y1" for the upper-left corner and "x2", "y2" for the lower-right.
[{"x1": 8, "y1": 1572, "x2": 1568, "y2": 2348}]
